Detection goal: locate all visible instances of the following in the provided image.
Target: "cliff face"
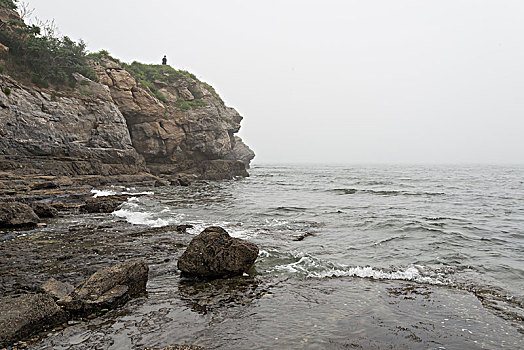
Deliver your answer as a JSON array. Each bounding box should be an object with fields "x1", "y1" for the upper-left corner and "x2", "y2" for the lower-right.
[
  {"x1": 0, "y1": 74, "x2": 146, "y2": 176},
  {"x1": 0, "y1": 45, "x2": 253, "y2": 180},
  {"x1": 91, "y1": 58, "x2": 255, "y2": 179}
]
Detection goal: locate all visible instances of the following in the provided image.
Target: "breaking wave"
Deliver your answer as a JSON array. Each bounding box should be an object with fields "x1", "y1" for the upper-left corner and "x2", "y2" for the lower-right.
[
  {"x1": 112, "y1": 197, "x2": 182, "y2": 227},
  {"x1": 91, "y1": 188, "x2": 154, "y2": 198},
  {"x1": 256, "y1": 249, "x2": 446, "y2": 285}
]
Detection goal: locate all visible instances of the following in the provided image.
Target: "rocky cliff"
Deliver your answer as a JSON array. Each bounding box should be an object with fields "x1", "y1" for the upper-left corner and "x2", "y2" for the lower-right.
[
  {"x1": 0, "y1": 7, "x2": 254, "y2": 181},
  {"x1": 0, "y1": 73, "x2": 146, "y2": 176},
  {"x1": 91, "y1": 57, "x2": 255, "y2": 180}
]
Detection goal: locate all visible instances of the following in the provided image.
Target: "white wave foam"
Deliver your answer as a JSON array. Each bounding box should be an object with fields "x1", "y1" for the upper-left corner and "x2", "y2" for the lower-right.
[
  {"x1": 311, "y1": 265, "x2": 442, "y2": 284},
  {"x1": 112, "y1": 197, "x2": 182, "y2": 227},
  {"x1": 91, "y1": 189, "x2": 154, "y2": 198},
  {"x1": 113, "y1": 208, "x2": 171, "y2": 227},
  {"x1": 259, "y1": 250, "x2": 444, "y2": 285},
  {"x1": 91, "y1": 189, "x2": 117, "y2": 197}
]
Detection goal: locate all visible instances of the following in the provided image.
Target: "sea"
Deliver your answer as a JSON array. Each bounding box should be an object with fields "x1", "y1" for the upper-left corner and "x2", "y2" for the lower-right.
[{"x1": 31, "y1": 164, "x2": 524, "y2": 349}]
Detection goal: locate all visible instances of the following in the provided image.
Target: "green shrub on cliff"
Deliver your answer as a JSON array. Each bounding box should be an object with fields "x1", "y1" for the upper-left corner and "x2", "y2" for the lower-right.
[
  {"x1": 0, "y1": 1, "x2": 96, "y2": 87},
  {"x1": 122, "y1": 61, "x2": 194, "y2": 86},
  {"x1": 122, "y1": 61, "x2": 226, "y2": 108},
  {"x1": 0, "y1": 0, "x2": 17, "y2": 10},
  {"x1": 87, "y1": 50, "x2": 122, "y2": 65}
]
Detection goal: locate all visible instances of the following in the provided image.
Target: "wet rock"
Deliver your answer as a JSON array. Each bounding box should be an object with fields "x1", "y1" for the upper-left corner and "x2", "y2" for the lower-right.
[
  {"x1": 177, "y1": 177, "x2": 191, "y2": 187},
  {"x1": 178, "y1": 276, "x2": 262, "y2": 314},
  {"x1": 79, "y1": 195, "x2": 128, "y2": 213},
  {"x1": 199, "y1": 160, "x2": 249, "y2": 180},
  {"x1": 292, "y1": 231, "x2": 315, "y2": 241},
  {"x1": 58, "y1": 260, "x2": 148, "y2": 316},
  {"x1": 0, "y1": 202, "x2": 40, "y2": 228},
  {"x1": 154, "y1": 179, "x2": 170, "y2": 187},
  {"x1": 31, "y1": 202, "x2": 58, "y2": 218},
  {"x1": 175, "y1": 224, "x2": 193, "y2": 234},
  {"x1": 41, "y1": 278, "x2": 74, "y2": 300},
  {"x1": 0, "y1": 294, "x2": 68, "y2": 347},
  {"x1": 177, "y1": 226, "x2": 258, "y2": 278}
]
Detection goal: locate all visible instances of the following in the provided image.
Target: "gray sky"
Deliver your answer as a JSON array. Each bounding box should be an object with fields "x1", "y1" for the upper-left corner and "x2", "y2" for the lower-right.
[{"x1": 26, "y1": 0, "x2": 524, "y2": 164}]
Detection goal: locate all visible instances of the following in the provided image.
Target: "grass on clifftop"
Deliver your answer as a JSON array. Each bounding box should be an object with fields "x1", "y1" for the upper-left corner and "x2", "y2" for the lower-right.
[
  {"x1": 122, "y1": 61, "x2": 220, "y2": 109},
  {"x1": 0, "y1": 1, "x2": 96, "y2": 88}
]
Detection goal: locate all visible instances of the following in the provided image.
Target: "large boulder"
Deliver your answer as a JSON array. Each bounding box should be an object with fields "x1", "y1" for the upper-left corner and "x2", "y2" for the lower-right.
[
  {"x1": 0, "y1": 202, "x2": 40, "y2": 228},
  {"x1": 177, "y1": 226, "x2": 259, "y2": 278},
  {"x1": 0, "y1": 294, "x2": 67, "y2": 347},
  {"x1": 58, "y1": 260, "x2": 148, "y2": 316}
]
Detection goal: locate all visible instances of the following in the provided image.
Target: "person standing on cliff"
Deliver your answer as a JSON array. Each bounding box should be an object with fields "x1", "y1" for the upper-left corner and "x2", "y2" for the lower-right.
[{"x1": 162, "y1": 55, "x2": 167, "y2": 65}]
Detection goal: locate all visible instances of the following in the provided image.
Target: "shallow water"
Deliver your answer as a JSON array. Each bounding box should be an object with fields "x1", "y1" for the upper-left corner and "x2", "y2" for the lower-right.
[{"x1": 2, "y1": 164, "x2": 524, "y2": 349}]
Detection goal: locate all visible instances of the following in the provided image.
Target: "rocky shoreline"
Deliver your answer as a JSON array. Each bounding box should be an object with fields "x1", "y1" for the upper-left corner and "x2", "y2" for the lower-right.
[
  {"x1": 1, "y1": 187, "x2": 259, "y2": 349},
  {"x1": 1, "y1": 7, "x2": 254, "y2": 184},
  {"x1": 0, "y1": 5, "x2": 261, "y2": 348}
]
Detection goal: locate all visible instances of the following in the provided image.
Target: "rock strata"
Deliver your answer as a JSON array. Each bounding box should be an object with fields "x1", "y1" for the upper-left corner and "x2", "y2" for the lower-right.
[
  {"x1": 0, "y1": 74, "x2": 147, "y2": 177},
  {"x1": 177, "y1": 226, "x2": 259, "y2": 278},
  {"x1": 58, "y1": 260, "x2": 148, "y2": 316}
]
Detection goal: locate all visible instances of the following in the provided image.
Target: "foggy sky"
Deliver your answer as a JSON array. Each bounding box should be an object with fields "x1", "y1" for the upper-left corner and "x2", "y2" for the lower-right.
[{"x1": 25, "y1": 0, "x2": 524, "y2": 164}]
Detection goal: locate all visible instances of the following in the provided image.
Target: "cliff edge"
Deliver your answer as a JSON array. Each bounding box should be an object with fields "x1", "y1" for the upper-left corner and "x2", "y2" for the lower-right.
[{"x1": 0, "y1": 5, "x2": 254, "y2": 181}]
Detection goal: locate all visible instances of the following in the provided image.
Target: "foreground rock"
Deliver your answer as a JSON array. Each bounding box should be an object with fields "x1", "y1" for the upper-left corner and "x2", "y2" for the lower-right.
[
  {"x1": 177, "y1": 226, "x2": 258, "y2": 278},
  {"x1": 58, "y1": 260, "x2": 148, "y2": 316},
  {"x1": 0, "y1": 202, "x2": 40, "y2": 228},
  {"x1": 0, "y1": 294, "x2": 67, "y2": 347}
]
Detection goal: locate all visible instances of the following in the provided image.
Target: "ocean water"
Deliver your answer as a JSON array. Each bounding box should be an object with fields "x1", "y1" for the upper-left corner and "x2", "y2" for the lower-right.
[
  {"x1": 116, "y1": 164, "x2": 524, "y2": 293},
  {"x1": 31, "y1": 164, "x2": 524, "y2": 349}
]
